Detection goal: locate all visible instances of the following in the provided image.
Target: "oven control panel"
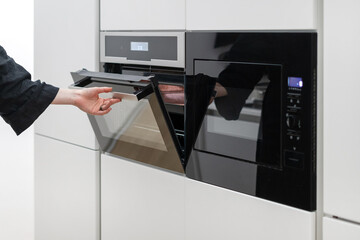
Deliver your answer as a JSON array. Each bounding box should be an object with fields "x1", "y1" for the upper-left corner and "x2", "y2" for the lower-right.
[{"x1": 284, "y1": 77, "x2": 305, "y2": 169}]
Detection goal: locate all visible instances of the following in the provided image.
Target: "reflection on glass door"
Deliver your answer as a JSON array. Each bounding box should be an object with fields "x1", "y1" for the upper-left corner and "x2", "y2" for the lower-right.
[
  {"x1": 72, "y1": 73, "x2": 185, "y2": 174},
  {"x1": 95, "y1": 92, "x2": 184, "y2": 173},
  {"x1": 194, "y1": 60, "x2": 282, "y2": 168}
]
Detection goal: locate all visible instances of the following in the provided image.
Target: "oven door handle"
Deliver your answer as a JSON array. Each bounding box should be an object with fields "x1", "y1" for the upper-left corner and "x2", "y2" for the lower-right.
[
  {"x1": 71, "y1": 68, "x2": 153, "y2": 83},
  {"x1": 70, "y1": 69, "x2": 154, "y2": 101},
  {"x1": 134, "y1": 84, "x2": 154, "y2": 101}
]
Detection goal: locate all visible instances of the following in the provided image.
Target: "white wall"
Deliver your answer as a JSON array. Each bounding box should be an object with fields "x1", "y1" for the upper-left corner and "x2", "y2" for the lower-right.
[{"x1": 0, "y1": 1, "x2": 35, "y2": 240}]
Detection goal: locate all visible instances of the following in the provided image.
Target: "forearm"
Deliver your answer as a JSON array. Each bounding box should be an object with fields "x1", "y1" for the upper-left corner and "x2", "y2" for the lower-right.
[
  {"x1": 1, "y1": 45, "x2": 60, "y2": 135},
  {"x1": 51, "y1": 88, "x2": 81, "y2": 105}
]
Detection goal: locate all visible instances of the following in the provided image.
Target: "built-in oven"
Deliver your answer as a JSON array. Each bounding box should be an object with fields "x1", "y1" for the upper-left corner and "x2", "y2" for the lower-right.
[
  {"x1": 71, "y1": 32, "x2": 187, "y2": 174},
  {"x1": 71, "y1": 31, "x2": 317, "y2": 211},
  {"x1": 185, "y1": 32, "x2": 317, "y2": 211}
]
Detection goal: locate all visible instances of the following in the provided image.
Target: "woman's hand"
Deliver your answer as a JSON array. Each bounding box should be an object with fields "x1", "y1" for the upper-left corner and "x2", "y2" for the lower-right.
[{"x1": 52, "y1": 87, "x2": 121, "y2": 115}]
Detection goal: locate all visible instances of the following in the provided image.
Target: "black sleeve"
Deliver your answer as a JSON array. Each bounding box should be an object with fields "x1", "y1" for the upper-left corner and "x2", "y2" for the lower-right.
[
  {"x1": 0, "y1": 45, "x2": 59, "y2": 135},
  {"x1": 215, "y1": 64, "x2": 264, "y2": 120}
]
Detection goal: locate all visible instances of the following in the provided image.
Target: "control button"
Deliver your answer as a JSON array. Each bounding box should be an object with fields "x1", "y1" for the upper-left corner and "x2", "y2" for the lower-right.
[
  {"x1": 289, "y1": 135, "x2": 294, "y2": 140},
  {"x1": 296, "y1": 136, "x2": 301, "y2": 141},
  {"x1": 286, "y1": 115, "x2": 302, "y2": 130},
  {"x1": 297, "y1": 99, "x2": 300, "y2": 104},
  {"x1": 286, "y1": 116, "x2": 296, "y2": 128},
  {"x1": 286, "y1": 107, "x2": 297, "y2": 113},
  {"x1": 284, "y1": 151, "x2": 304, "y2": 169}
]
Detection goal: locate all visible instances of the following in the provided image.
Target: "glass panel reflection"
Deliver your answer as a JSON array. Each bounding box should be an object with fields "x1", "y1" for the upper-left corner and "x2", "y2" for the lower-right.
[
  {"x1": 96, "y1": 97, "x2": 167, "y2": 151},
  {"x1": 92, "y1": 88, "x2": 184, "y2": 174},
  {"x1": 72, "y1": 72, "x2": 185, "y2": 174},
  {"x1": 80, "y1": 80, "x2": 184, "y2": 173},
  {"x1": 194, "y1": 60, "x2": 281, "y2": 168}
]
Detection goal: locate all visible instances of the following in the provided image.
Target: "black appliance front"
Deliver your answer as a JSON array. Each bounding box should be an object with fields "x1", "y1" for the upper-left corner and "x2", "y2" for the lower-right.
[{"x1": 185, "y1": 32, "x2": 317, "y2": 211}]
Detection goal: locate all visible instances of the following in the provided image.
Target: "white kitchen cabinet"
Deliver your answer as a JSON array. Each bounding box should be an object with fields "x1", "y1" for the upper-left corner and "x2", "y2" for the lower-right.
[
  {"x1": 186, "y1": 0, "x2": 317, "y2": 30},
  {"x1": 323, "y1": 0, "x2": 360, "y2": 223},
  {"x1": 185, "y1": 179, "x2": 315, "y2": 240},
  {"x1": 323, "y1": 217, "x2": 360, "y2": 240},
  {"x1": 34, "y1": 0, "x2": 99, "y2": 149},
  {"x1": 100, "y1": 0, "x2": 185, "y2": 30},
  {"x1": 34, "y1": 135, "x2": 100, "y2": 240},
  {"x1": 101, "y1": 154, "x2": 185, "y2": 240}
]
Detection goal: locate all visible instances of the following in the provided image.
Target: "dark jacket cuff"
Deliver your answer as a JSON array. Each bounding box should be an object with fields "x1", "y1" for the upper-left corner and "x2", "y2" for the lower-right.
[{"x1": 7, "y1": 83, "x2": 59, "y2": 135}]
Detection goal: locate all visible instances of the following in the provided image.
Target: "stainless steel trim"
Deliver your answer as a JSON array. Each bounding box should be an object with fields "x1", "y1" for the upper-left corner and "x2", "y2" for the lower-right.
[{"x1": 100, "y1": 31, "x2": 185, "y2": 68}]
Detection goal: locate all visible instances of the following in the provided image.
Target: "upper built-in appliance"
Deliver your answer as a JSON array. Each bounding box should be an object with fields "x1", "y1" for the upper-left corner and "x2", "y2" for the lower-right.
[{"x1": 71, "y1": 32, "x2": 188, "y2": 174}]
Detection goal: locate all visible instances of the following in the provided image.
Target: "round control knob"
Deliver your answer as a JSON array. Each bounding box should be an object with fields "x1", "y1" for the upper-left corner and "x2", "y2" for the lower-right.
[{"x1": 286, "y1": 115, "x2": 296, "y2": 129}]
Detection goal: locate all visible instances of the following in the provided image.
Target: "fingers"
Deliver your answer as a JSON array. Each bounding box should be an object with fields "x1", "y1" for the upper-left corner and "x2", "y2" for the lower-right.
[
  {"x1": 94, "y1": 98, "x2": 121, "y2": 116},
  {"x1": 87, "y1": 95, "x2": 122, "y2": 116},
  {"x1": 110, "y1": 98, "x2": 122, "y2": 104},
  {"x1": 95, "y1": 107, "x2": 112, "y2": 115},
  {"x1": 100, "y1": 98, "x2": 121, "y2": 111},
  {"x1": 96, "y1": 87, "x2": 113, "y2": 94}
]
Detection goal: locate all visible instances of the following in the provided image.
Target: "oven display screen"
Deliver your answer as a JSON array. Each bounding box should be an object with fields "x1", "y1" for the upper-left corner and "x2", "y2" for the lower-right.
[
  {"x1": 288, "y1": 77, "x2": 303, "y2": 88},
  {"x1": 131, "y1": 42, "x2": 149, "y2": 51}
]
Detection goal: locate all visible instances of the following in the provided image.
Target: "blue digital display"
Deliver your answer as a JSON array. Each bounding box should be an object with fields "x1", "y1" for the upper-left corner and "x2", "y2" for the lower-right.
[{"x1": 288, "y1": 77, "x2": 303, "y2": 88}]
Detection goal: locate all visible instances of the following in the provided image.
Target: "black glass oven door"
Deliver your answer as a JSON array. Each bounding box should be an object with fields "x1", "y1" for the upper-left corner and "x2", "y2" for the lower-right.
[
  {"x1": 70, "y1": 69, "x2": 184, "y2": 174},
  {"x1": 192, "y1": 60, "x2": 282, "y2": 168},
  {"x1": 185, "y1": 32, "x2": 317, "y2": 211},
  {"x1": 186, "y1": 60, "x2": 282, "y2": 198}
]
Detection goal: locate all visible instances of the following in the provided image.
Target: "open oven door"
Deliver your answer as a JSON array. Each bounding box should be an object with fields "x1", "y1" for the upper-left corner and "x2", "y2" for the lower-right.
[{"x1": 70, "y1": 69, "x2": 185, "y2": 174}]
